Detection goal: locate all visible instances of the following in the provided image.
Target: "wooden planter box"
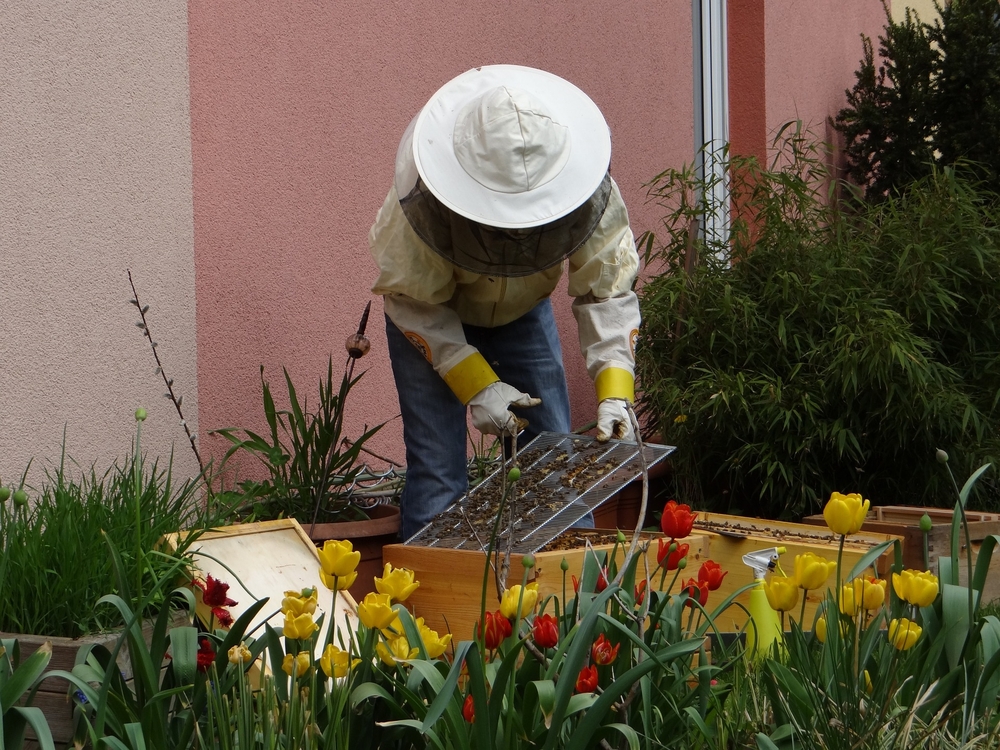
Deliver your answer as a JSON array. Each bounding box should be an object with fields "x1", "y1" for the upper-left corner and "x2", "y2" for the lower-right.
[
  {"x1": 4, "y1": 611, "x2": 187, "y2": 747},
  {"x1": 383, "y1": 531, "x2": 709, "y2": 642},
  {"x1": 692, "y1": 513, "x2": 902, "y2": 633},
  {"x1": 802, "y1": 505, "x2": 1000, "y2": 602}
]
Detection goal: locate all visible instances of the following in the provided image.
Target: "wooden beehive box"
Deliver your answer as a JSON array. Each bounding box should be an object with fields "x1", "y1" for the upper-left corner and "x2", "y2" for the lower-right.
[
  {"x1": 802, "y1": 505, "x2": 1000, "y2": 570},
  {"x1": 693, "y1": 513, "x2": 902, "y2": 633},
  {"x1": 383, "y1": 530, "x2": 709, "y2": 642},
  {"x1": 185, "y1": 519, "x2": 358, "y2": 653},
  {"x1": 802, "y1": 505, "x2": 1000, "y2": 602}
]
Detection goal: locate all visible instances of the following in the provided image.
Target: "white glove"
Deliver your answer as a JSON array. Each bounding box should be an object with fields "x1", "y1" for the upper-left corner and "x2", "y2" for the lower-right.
[
  {"x1": 596, "y1": 398, "x2": 635, "y2": 442},
  {"x1": 468, "y1": 382, "x2": 542, "y2": 436}
]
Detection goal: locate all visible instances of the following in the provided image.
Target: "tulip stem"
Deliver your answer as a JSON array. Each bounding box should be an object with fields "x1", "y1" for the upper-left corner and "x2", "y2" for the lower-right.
[
  {"x1": 835, "y1": 534, "x2": 845, "y2": 615},
  {"x1": 798, "y1": 592, "x2": 807, "y2": 629}
]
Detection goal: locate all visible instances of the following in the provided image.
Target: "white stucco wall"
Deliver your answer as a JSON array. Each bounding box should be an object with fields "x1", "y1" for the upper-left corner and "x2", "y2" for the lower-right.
[{"x1": 0, "y1": 1, "x2": 200, "y2": 490}]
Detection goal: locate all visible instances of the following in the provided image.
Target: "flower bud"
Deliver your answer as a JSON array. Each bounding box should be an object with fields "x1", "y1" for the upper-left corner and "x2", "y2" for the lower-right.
[
  {"x1": 135, "y1": 406, "x2": 148, "y2": 421},
  {"x1": 12, "y1": 489, "x2": 27, "y2": 507},
  {"x1": 345, "y1": 333, "x2": 371, "y2": 359},
  {"x1": 0, "y1": 487, "x2": 10, "y2": 503},
  {"x1": 521, "y1": 554, "x2": 535, "y2": 569},
  {"x1": 936, "y1": 449, "x2": 949, "y2": 464},
  {"x1": 507, "y1": 467, "x2": 521, "y2": 481},
  {"x1": 560, "y1": 557, "x2": 569, "y2": 572},
  {"x1": 616, "y1": 529, "x2": 627, "y2": 544},
  {"x1": 919, "y1": 513, "x2": 933, "y2": 533}
]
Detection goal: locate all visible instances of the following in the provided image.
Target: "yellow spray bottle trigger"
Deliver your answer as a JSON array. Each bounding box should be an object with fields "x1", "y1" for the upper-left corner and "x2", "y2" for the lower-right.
[{"x1": 742, "y1": 546, "x2": 786, "y2": 657}]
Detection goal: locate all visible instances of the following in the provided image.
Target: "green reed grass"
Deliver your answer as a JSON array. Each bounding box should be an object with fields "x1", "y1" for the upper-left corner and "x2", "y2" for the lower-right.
[{"x1": 0, "y1": 438, "x2": 215, "y2": 638}]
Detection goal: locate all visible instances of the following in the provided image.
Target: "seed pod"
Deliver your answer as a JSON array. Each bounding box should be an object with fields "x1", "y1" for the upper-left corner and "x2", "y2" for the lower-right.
[{"x1": 346, "y1": 333, "x2": 370, "y2": 359}]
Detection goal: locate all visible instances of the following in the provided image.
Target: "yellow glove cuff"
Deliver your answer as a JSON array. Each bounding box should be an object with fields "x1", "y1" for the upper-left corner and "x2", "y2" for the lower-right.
[
  {"x1": 443, "y1": 352, "x2": 500, "y2": 405},
  {"x1": 595, "y1": 367, "x2": 635, "y2": 403}
]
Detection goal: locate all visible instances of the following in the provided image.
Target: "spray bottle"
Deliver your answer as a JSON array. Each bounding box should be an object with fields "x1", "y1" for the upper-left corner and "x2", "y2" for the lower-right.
[{"x1": 742, "y1": 546, "x2": 786, "y2": 656}]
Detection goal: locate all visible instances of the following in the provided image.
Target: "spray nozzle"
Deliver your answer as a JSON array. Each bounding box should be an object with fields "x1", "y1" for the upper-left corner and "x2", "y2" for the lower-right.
[{"x1": 742, "y1": 546, "x2": 787, "y2": 581}]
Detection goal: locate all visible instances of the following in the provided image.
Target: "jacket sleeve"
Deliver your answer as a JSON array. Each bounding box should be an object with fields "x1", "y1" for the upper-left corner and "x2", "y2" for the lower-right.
[
  {"x1": 568, "y1": 178, "x2": 642, "y2": 403},
  {"x1": 370, "y1": 187, "x2": 500, "y2": 404}
]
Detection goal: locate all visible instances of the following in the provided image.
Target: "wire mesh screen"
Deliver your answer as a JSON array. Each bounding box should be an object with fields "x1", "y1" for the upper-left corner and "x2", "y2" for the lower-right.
[{"x1": 404, "y1": 432, "x2": 675, "y2": 554}]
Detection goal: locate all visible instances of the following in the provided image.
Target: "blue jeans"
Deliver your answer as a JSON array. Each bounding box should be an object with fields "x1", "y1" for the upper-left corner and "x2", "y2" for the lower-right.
[{"x1": 387, "y1": 299, "x2": 591, "y2": 541}]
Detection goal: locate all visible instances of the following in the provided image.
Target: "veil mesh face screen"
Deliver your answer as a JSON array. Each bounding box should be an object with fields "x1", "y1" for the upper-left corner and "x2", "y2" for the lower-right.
[{"x1": 398, "y1": 173, "x2": 612, "y2": 277}]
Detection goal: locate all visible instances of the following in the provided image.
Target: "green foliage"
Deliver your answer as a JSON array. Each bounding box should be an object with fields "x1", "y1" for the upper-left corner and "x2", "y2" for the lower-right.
[
  {"x1": 637, "y1": 130, "x2": 1000, "y2": 518},
  {"x1": 835, "y1": 0, "x2": 1000, "y2": 201},
  {"x1": 0, "y1": 639, "x2": 56, "y2": 750},
  {"x1": 212, "y1": 356, "x2": 384, "y2": 525},
  {"x1": 754, "y1": 462, "x2": 1000, "y2": 748},
  {"x1": 0, "y1": 429, "x2": 215, "y2": 638}
]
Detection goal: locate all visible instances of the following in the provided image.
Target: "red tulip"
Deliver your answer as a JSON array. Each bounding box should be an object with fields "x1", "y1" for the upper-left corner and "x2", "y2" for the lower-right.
[
  {"x1": 591, "y1": 633, "x2": 620, "y2": 666},
  {"x1": 571, "y1": 568, "x2": 609, "y2": 594},
  {"x1": 194, "y1": 575, "x2": 238, "y2": 628},
  {"x1": 195, "y1": 575, "x2": 238, "y2": 608},
  {"x1": 196, "y1": 637, "x2": 216, "y2": 673},
  {"x1": 462, "y1": 694, "x2": 475, "y2": 723},
  {"x1": 660, "y1": 500, "x2": 697, "y2": 539},
  {"x1": 656, "y1": 539, "x2": 690, "y2": 571},
  {"x1": 681, "y1": 578, "x2": 710, "y2": 608},
  {"x1": 697, "y1": 560, "x2": 728, "y2": 591},
  {"x1": 575, "y1": 664, "x2": 599, "y2": 693},
  {"x1": 532, "y1": 613, "x2": 560, "y2": 649},
  {"x1": 478, "y1": 610, "x2": 512, "y2": 650},
  {"x1": 634, "y1": 579, "x2": 648, "y2": 606}
]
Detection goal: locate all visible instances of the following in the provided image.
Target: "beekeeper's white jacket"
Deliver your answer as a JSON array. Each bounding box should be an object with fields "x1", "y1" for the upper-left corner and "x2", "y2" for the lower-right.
[{"x1": 369, "y1": 178, "x2": 641, "y2": 406}]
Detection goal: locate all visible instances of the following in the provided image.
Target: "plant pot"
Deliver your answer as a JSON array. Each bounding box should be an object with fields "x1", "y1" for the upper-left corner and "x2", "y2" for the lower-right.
[{"x1": 305, "y1": 504, "x2": 401, "y2": 601}]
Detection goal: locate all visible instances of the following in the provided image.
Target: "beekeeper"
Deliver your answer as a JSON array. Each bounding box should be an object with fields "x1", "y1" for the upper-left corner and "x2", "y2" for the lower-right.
[{"x1": 369, "y1": 65, "x2": 641, "y2": 541}]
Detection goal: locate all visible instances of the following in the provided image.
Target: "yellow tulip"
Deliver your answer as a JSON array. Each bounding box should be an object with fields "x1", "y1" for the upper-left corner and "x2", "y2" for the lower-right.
[
  {"x1": 281, "y1": 588, "x2": 318, "y2": 616},
  {"x1": 228, "y1": 644, "x2": 252, "y2": 665},
  {"x1": 794, "y1": 552, "x2": 836, "y2": 591},
  {"x1": 418, "y1": 619, "x2": 453, "y2": 659},
  {"x1": 282, "y1": 651, "x2": 312, "y2": 677},
  {"x1": 763, "y1": 575, "x2": 800, "y2": 612},
  {"x1": 888, "y1": 618, "x2": 922, "y2": 650},
  {"x1": 376, "y1": 634, "x2": 418, "y2": 666},
  {"x1": 863, "y1": 670, "x2": 873, "y2": 695},
  {"x1": 858, "y1": 577, "x2": 887, "y2": 611},
  {"x1": 320, "y1": 644, "x2": 360, "y2": 679},
  {"x1": 822, "y1": 492, "x2": 870, "y2": 536},
  {"x1": 358, "y1": 592, "x2": 396, "y2": 630},
  {"x1": 892, "y1": 569, "x2": 939, "y2": 608},
  {"x1": 499, "y1": 583, "x2": 539, "y2": 620},
  {"x1": 317, "y1": 539, "x2": 361, "y2": 591},
  {"x1": 814, "y1": 616, "x2": 827, "y2": 643},
  {"x1": 840, "y1": 581, "x2": 861, "y2": 617},
  {"x1": 375, "y1": 563, "x2": 420, "y2": 603},
  {"x1": 282, "y1": 611, "x2": 319, "y2": 640}
]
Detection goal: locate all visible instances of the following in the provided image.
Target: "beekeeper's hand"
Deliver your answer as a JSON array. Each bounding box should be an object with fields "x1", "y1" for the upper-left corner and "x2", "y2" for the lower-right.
[
  {"x1": 468, "y1": 382, "x2": 541, "y2": 436},
  {"x1": 595, "y1": 398, "x2": 635, "y2": 442}
]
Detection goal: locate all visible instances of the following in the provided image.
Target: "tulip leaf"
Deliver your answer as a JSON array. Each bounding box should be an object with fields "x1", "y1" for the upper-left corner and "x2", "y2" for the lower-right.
[
  {"x1": 419, "y1": 640, "x2": 473, "y2": 732},
  {"x1": 0, "y1": 641, "x2": 50, "y2": 712},
  {"x1": 597, "y1": 722, "x2": 640, "y2": 750},
  {"x1": 975, "y1": 616, "x2": 1000, "y2": 709},
  {"x1": 845, "y1": 539, "x2": 896, "y2": 580},
  {"x1": 941, "y1": 583, "x2": 977, "y2": 669},
  {"x1": 756, "y1": 732, "x2": 782, "y2": 750},
  {"x1": 958, "y1": 462, "x2": 992, "y2": 508},
  {"x1": 972, "y1": 535, "x2": 1000, "y2": 596}
]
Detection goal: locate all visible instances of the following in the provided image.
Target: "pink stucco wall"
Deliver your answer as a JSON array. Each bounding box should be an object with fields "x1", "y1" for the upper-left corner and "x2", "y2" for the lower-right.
[
  {"x1": 188, "y1": 1, "x2": 694, "y2": 469},
  {"x1": 0, "y1": 2, "x2": 891, "y2": 490},
  {"x1": 764, "y1": 0, "x2": 885, "y2": 147}
]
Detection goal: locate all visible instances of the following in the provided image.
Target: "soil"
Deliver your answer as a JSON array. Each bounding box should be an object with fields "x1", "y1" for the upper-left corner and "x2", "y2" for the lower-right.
[
  {"x1": 538, "y1": 529, "x2": 659, "y2": 552},
  {"x1": 407, "y1": 433, "x2": 672, "y2": 553}
]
